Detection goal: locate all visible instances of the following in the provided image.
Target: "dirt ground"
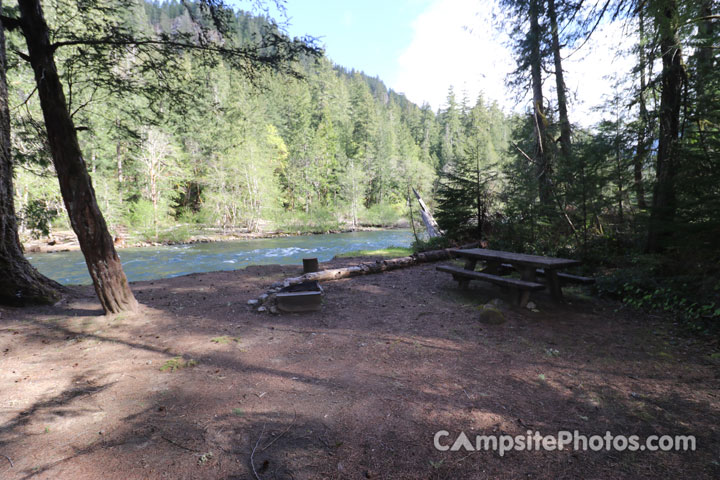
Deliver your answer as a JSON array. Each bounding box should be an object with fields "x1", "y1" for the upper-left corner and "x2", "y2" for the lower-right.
[{"x1": 1, "y1": 257, "x2": 719, "y2": 479}]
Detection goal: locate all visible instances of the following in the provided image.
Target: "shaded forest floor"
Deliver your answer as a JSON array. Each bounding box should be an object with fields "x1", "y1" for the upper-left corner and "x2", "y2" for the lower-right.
[{"x1": 1, "y1": 258, "x2": 719, "y2": 479}]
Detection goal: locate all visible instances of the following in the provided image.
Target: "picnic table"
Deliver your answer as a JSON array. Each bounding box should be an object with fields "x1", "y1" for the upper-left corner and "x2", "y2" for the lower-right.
[{"x1": 437, "y1": 248, "x2": 593, "y2": 307}]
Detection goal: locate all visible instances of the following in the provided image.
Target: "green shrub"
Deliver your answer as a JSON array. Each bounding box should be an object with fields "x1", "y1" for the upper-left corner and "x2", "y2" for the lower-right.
[
  {"x1": 412, "y1": 236, "x2": 451, "y2": 253},
  {"x1": 337, "y1": 246, "x2": 413, "y2": 258},
  {"x1": 126, "y1": 199, "x2": 155, "y2": 229},
  {"x1": 596, "y1": 255, "x2": 720, "y2": 335},
  {"x1": 151, "y1": 225, "x2": 194, "y2": 244},
  {"x1": 359, "y1": 203, "x2": 403, "y2": 227},
  {"x1": 274, "y1": 207, "x2": 341, "y2": 233},
  {"x1": 22, "y1": 199, "x2": 58, "y2": 239},
  {"x1": 176, "y1": 209, "x2": 211, "y2": 225}
]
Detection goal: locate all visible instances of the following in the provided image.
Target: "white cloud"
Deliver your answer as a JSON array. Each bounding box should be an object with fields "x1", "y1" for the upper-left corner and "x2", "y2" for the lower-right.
[
  {"x1": 392, "y1": 0, "x2": 515, "y2": 112},
  {"x1": 562, "y1": 20, "x2": 637, "y2": 123},
  {"x1": 392, "y1": 0, "x2": 636, "y2": 126}
]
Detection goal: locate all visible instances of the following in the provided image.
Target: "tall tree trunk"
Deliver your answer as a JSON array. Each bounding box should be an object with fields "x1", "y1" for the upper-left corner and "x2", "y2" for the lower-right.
[
  {"x1": 694, "y1": 0, "x2": 714, "y2": 106},
  {"x1": 0, "y1": 6, "x2": 62, "y2": 306},
  {"x1": 633, "y1": 10, "x2": 649, "y2": 209},
  {"x1": 646, "y1": 0, "x2": 684, "y2": 253},
  {"x1": 691, "y1": 0, "x2": 715, "y2": 168},
  {"x1": 529, "y1": 0, "x2": 551, "y2": 205},
  {"x1": 115, "y1": 119, "x2": 124, "y2": 185},
  {"x1": 17, "y1": 0, "x2": 137, "y2": 313},
  {"x1": 615, "y1": 107, "x2": 624, "y2": 223},
  {"x1": 476, "y1": 156, "x2": 483, "y2": 239},
  {"x1": 547, "y1": 0, "x2": 572, "y2": 158}
]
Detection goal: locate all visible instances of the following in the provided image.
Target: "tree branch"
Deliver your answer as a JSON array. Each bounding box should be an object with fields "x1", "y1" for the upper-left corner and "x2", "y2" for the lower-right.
[
  {"x1": 51, "y1": 37, "x2": 230, "y2": 54},
  {"x1": 9, "y1": 47, "x2": 30, "y2": 63},
  {"x1": 11, "y1": 84, "x2": 37, "y2": 110},
  {"x1": 0, "y1": 15, "x2": 22, "y2": 32}
]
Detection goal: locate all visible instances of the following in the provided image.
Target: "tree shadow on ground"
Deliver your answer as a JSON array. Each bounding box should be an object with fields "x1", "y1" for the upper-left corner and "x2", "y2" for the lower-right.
[{"x1": 1, "y1": 262, "x2": 719, "y2": 478}]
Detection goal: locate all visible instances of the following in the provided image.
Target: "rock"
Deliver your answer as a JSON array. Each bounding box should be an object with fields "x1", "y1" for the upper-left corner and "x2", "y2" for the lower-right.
[
  {"x1": 478, "y1": 305, "x2": 505, "y2": 325},
  {"x1": 487, "y1": 298, "x2": 506, "y2": 309},
  {"x1": 257, "y1": 306, "x2": 267, "y2": 313},
  {"x1": 269, "y1": 306, "x2": 278, "y2": 315},
  {"x1": 247, "y1": 299, "x2": 259, "y2": 306},
  {"x1": 258, "y1": 294, "x2": 269, "y2": 303},
  {"x1": 526, "y1": 301, "x2": 537, "y2": 310}
]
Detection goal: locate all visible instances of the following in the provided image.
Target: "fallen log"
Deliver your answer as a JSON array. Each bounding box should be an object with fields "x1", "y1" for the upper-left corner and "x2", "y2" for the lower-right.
[
  {"x1": 251, "y1": 243, "x2": 479, "y2": 313},
  {"x1": 274, "y1": 256, "x2": 417, "y2": 287},
  {"x1": 270, "y1": 244, "x2": 479, "y2": 289}
]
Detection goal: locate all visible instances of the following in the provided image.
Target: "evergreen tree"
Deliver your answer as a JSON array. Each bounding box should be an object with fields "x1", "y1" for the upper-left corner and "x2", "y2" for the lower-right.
[
  {"x1": 438, "y1": 86, "x2": 462, "y2": 171},
  {"x1": 0, "y1": 4, "x2": 62, "y2": 305},
  {"x1": 0, "y1": 0, "x2": 319, "y2": 312},
  {"x1": 435, "y1": 96, "x2": 506, "y2": 240}
]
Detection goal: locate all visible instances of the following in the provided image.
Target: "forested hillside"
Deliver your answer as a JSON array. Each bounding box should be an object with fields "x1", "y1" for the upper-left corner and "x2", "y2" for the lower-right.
[{"x1": 9, "y1": 0, "x2": 476, "y2": 239}]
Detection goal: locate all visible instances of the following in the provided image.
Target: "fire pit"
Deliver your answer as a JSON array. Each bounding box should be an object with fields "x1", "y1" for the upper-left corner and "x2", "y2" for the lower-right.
[{"x1": 276, "y1": 281, "x2": 323, "y2": 312}]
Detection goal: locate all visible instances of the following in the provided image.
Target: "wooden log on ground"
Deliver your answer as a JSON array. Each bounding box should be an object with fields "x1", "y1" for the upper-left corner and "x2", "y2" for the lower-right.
[
  {"x1": 270, "y1": 246, "x2": 473, "y2": 289},
  {"x1": 253, "y1": 242, "x2": 485, "y2": 313}
]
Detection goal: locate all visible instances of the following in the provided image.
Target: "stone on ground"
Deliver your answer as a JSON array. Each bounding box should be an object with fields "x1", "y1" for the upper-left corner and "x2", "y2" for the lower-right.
[{"x1": 478, "y1": 303, "x2": 506, "y2": 325}]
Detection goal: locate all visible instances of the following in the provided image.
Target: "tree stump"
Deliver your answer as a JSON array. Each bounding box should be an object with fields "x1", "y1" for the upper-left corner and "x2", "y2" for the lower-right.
[{"x1": 302, "y1": 258, "x2": 319, "y2": 274}]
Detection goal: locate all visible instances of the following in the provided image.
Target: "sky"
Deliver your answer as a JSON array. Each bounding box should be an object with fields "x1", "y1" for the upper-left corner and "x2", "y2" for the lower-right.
[{"x1": 260, "y1": 0, "x2": 636, "y2": 124}]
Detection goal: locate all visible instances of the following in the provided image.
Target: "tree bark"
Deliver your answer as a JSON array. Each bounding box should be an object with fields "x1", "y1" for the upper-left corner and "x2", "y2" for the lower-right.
[
  {"x1": 646, "y1": 0, "x2": 684, "y2": 253},
  {"x1": 633, "y1": 10, "x2": 649, "y2": 210},
  {"x1": 695, "y1": 0, "x2": 714, "y2": 106},
  {"x1": 529, "y1": 0, "x2": 551, "y2": 205},
  {"x1": 476, "y1": 157, "x2": 483, "y2": 239},
  {"x1": 17, "y1": 0, "x2": 137, "y2": 313},
  {"x1": 0, "y1": 5, "x2": 62, "y2": 306},
  {"x1": 547, "y1": 0, "x2": 572, "y2": 159},
  {"x1": 690, "y1": 1, "x2": 715, "y2": 168},
  {"x1": 615, "y1": 109, "x2": 624, "y2": 223}
]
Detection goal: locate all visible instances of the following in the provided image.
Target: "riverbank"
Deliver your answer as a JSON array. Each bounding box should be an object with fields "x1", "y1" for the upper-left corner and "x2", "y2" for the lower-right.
[
  {"x1": 22, "y1": 225, "x2": 411, "y2": 254},
  {"x1": 1, "y1": 259, "x2": 717, "y2": 479},
  {"x1": 25, "y1": 230, "x2": 417, "y2": 286}
]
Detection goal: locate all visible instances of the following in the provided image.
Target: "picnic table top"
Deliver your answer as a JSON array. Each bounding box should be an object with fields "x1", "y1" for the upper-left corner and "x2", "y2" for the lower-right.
[{"x1": 449, "y1": 248, "x2": 582, "y2": 270}]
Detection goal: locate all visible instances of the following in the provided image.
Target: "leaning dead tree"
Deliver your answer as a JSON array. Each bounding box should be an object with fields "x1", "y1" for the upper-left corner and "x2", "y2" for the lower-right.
[{"x1": 412, "y1": 187, "x2": 443, "y2": 238}]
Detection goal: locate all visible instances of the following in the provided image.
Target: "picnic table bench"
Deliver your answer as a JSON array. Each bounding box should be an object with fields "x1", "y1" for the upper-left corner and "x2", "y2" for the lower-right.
[{"x1": 437, "y1": 248, "x2": 593, "y2": 307}]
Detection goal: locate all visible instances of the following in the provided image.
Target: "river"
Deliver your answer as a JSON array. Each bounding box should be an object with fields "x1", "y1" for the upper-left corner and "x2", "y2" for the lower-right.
[{"x1": 25, "y1": 230, "x2": 414, "y2": 285}]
